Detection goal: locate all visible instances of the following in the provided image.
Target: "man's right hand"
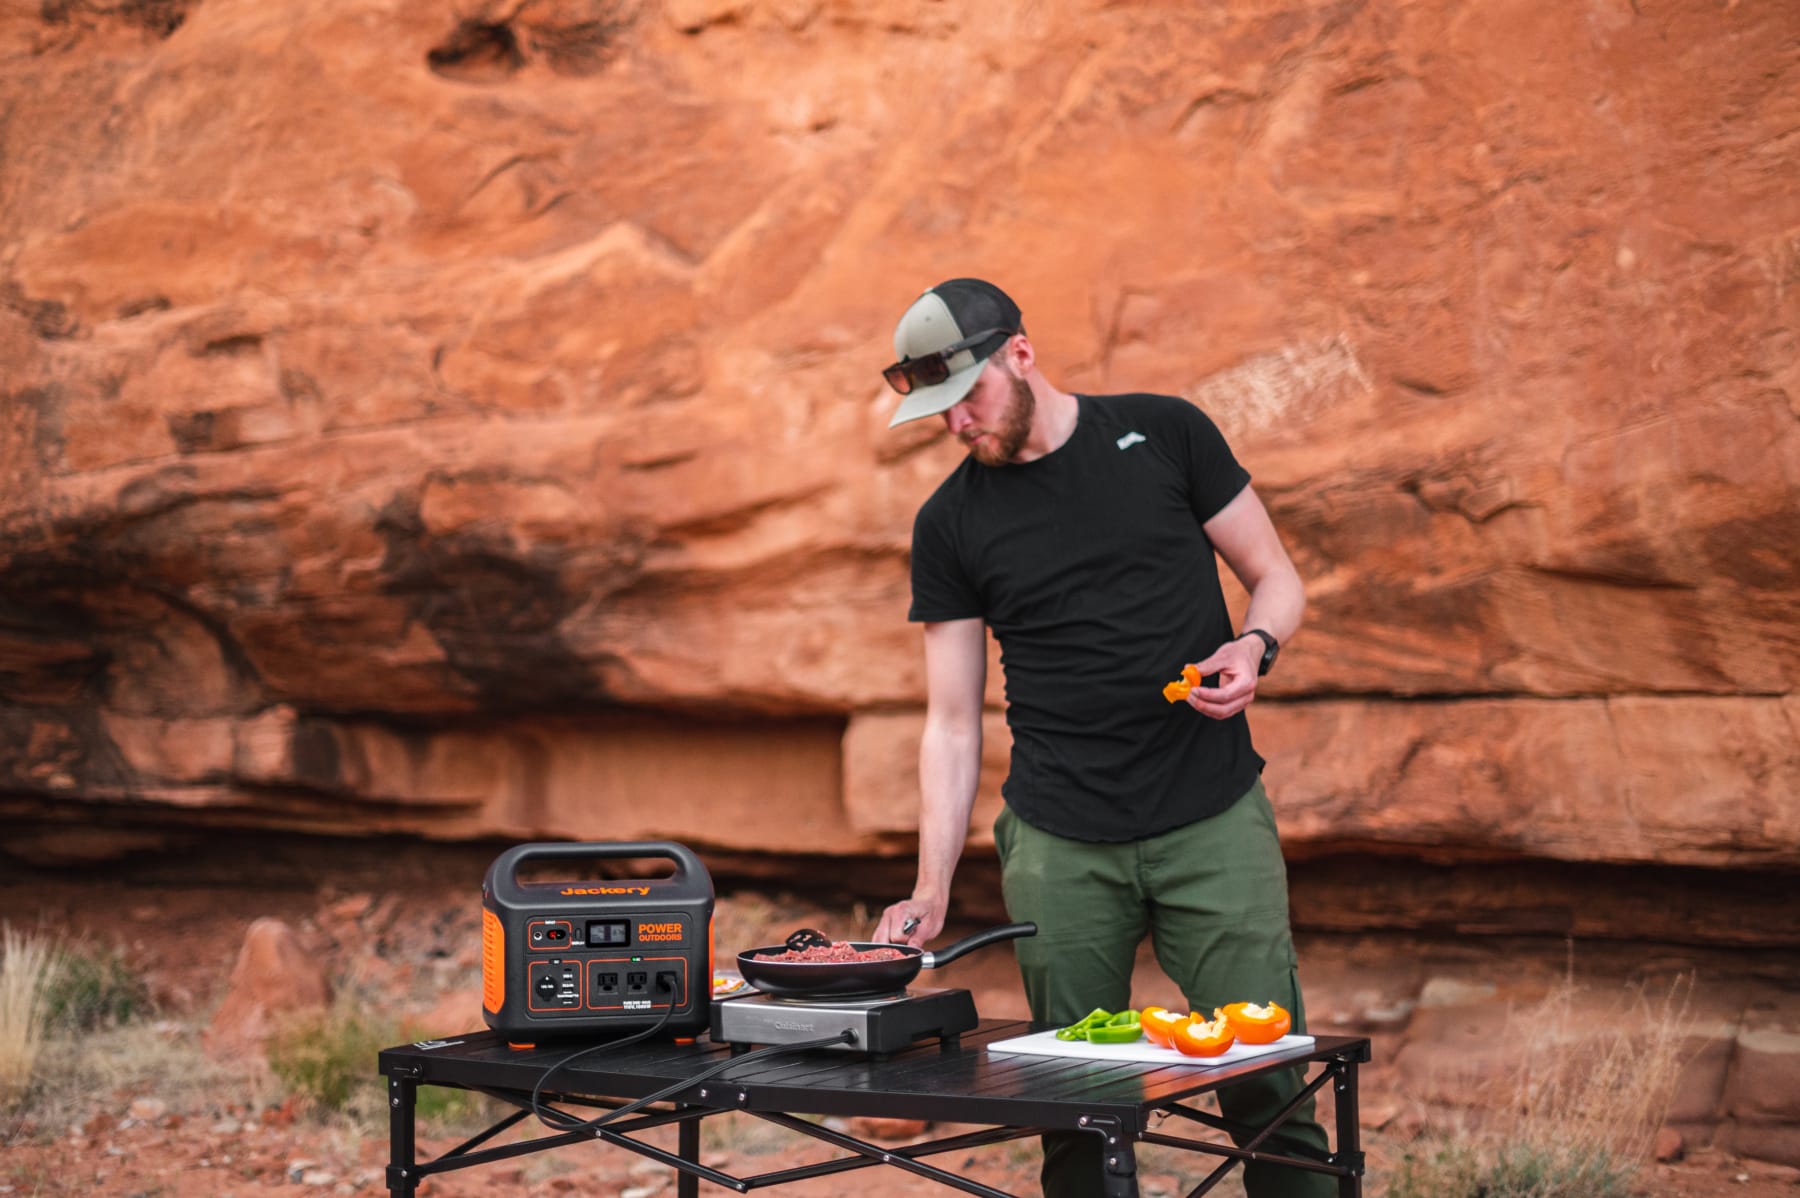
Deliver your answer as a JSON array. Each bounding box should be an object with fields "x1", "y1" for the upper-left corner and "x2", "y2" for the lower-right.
[{"x1": 873, "y1": 897, "x2": 945, "y2": 947}]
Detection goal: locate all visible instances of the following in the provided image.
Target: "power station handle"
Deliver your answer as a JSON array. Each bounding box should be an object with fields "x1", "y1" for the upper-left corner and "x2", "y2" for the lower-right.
[{"x1": 485, "y1": 841, "x2": 709, "y2": 898}]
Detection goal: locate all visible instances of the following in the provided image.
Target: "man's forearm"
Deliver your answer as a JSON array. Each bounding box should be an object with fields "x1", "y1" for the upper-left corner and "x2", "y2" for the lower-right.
[
  {"x1": 1240, "y1": 559, "x2": 1306, "y2": 645},
  {"x1": 913, "y1": 716, "x2": 982, "y2": 904}
]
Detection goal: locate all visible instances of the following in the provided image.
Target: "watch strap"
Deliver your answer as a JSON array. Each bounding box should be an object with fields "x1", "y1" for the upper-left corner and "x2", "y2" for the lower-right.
[{"x1": 1242, "y1": 629, "x2": 1279, "y2": 676}]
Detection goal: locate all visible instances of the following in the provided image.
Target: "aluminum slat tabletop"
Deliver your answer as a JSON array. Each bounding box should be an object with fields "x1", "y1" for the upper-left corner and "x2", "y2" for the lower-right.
[{"x1": 379, "y1": 1020, "x2": 1370, "y2": 1197}]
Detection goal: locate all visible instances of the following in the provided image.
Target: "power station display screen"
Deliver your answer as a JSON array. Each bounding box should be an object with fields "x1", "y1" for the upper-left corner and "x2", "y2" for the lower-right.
[{"x1": 586, "y1": 919, "x2": 630, "y2": 947}]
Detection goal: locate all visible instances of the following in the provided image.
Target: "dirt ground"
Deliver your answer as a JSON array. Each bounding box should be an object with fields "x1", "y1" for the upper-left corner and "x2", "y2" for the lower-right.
[{"x1": 2, "y1": 836, "x2": 1795, "y2": 1198}]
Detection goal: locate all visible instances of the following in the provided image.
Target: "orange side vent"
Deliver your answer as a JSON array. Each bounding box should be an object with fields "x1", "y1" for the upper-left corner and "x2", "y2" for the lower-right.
[{"x1": 482, "y1": 908, "x2": 505, "y2": 1014}]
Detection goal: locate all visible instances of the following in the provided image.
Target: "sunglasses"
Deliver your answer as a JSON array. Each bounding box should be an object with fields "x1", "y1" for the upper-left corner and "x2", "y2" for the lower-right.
[{"x1": 882, "y1": 327, "x2": 1015, "y2": 395}]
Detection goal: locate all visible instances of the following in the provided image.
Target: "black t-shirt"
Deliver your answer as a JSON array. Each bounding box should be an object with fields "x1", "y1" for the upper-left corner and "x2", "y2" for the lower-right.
[{"x1": 908, "y1": 392, "x2": 1263, "y2": 842}]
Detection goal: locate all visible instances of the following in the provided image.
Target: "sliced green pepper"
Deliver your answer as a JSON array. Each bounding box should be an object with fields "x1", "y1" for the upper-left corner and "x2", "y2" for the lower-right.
[
  {"x1": 1086, "y1": 1020, "x2": 1143, "y2": 1044},
  {"x1": 1054, "y1": 1008, "x2": 1116, "y2": 1041},
  {"x1": 1085, "y1": 1009, "x2": 1142, "y2": 1044}
]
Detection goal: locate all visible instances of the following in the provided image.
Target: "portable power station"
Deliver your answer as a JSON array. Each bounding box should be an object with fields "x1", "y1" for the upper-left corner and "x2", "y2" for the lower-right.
[{"x1": 481, "y1": 841, "x2": 713, "y2": 1039}]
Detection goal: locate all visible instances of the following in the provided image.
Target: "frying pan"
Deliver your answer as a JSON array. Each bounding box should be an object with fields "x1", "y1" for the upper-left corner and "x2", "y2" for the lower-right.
[{"x1": 737, "y1": 922, "x2": 1037, "y2": 998}]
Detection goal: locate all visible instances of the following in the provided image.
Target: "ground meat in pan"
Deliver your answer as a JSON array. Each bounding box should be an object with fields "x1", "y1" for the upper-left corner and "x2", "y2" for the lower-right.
[{"x1": 756, "y1": 941, "x2": 906, "y2": 963}]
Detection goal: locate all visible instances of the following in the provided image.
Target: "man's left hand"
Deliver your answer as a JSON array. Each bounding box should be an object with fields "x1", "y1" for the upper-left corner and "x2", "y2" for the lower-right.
[{"x1": 1184, "y1": 635, "x2": 1263, "y2": 719}]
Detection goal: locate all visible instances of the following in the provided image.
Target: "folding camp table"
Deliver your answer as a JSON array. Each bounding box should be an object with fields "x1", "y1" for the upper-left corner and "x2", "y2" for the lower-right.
[{"x1": 378, "y1": 1020, "x2": 1370, "y2": 1197}]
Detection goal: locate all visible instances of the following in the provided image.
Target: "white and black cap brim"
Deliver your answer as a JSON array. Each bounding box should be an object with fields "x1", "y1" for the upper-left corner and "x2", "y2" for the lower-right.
[{"x1": 885, "y1": 279, "x2": 1022, "y2": 428}]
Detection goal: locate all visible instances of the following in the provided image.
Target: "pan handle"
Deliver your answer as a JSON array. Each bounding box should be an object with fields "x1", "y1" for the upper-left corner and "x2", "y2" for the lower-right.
[{"x1": 919, "y1": 922, "x2": 1037, "y2": 969}]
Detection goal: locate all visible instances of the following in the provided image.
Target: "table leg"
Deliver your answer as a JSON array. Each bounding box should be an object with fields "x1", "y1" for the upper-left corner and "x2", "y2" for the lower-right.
[
  {"x1": 1101, "y1": 1138, "x2": 1138, "y2": 1198},
  {"x1": 678, "y1": 1109, "x2": 700, "y2": 1198},
  {"x1": 1083, "y1": 1116, "x2": 1138, "y2": 1198},
  {"x1": 1334, "y1": 1057, "x2": 1364, "y2": 1198},
  {"x1": 385, "y1": 1076, "x2": 418, "y2": 1197}
]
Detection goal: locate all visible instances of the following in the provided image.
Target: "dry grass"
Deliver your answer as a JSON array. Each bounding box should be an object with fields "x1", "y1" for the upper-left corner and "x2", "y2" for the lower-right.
[
  {"x1": 0, "y1": 925, "x2": 60, "y2": 1109},
  {"x1": 1502, "y1": 972, "x2": 1693, "y2": 1170},
  {"x1": 1386, "y1": 971, "x2": 1696, "y2": 1198},
  {"x1": 1, "y1": 929, "x2": 262, "y2": 1140},
  {"x1": 20, "y1": 1017, "x2": 265, "y2": 1134}
]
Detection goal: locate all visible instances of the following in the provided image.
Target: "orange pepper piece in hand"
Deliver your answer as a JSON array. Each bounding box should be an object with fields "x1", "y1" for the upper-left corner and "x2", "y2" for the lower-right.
[{"x1": 1162, "y1": 663, "x2": 1204, "y2": 704}]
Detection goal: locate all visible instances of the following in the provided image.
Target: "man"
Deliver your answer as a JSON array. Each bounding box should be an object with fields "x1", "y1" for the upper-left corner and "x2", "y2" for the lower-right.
[{"x1": 871, "y1": 278, "x2": 1332, "y2": 1198}]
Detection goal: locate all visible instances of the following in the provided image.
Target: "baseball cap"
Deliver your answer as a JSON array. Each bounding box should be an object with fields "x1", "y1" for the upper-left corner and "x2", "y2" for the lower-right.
[{"x1": 884, "y1": 278, "x2": 1023, "y2": 428}]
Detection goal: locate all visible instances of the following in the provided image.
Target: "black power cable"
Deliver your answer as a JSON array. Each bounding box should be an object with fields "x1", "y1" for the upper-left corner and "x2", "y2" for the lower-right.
[{"x1": 529, "y1": 976, "x2": 855, "y2": 1136}]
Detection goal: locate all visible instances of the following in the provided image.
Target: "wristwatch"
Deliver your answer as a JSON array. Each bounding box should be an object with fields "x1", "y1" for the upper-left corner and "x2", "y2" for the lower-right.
[{"x1": 1241, "y1": 629, "x2": 1280, "y2": 677}]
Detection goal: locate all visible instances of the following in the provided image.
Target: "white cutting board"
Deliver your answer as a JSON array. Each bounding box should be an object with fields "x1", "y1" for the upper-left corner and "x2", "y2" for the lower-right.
[{"x1": 987, "y1": 1029, "x2": 1313, "y2": 1067}]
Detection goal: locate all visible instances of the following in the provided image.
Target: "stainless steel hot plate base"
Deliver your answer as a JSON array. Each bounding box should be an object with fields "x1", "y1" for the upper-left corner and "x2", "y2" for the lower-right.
[{"x1": 710, "y1": 986, "x2": 978, "y2": 1055}]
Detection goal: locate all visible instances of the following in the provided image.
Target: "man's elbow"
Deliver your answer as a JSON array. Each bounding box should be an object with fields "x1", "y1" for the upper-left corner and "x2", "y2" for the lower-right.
[{"x1": 922, "y1": 704, "x2": 984, "y2": 745}]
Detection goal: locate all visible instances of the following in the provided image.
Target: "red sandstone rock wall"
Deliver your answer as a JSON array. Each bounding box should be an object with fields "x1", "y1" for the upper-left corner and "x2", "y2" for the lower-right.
[{"x1": 1, "y1": 1, "x2": 1796, "y2": 882}]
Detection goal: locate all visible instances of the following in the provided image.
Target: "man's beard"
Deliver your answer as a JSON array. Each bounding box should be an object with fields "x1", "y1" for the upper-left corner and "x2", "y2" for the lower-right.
[{"x1": 966, "y1": 376, "x2": 1035, "y2": 466}]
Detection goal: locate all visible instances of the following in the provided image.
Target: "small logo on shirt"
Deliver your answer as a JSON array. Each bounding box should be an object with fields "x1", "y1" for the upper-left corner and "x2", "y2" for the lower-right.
[{"x1": 1116, "y1": 431, "x2": 1147, "y2": 450}]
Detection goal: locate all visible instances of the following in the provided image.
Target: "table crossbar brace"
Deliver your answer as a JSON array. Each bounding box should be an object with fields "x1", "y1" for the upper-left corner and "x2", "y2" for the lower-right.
[
  {"x1": 496, "y1": 1093, "x2": 743, "y2": 1192},
  {"x1": 436, "y1": 1104, "x2": 530, "y2": 1160},
  {"x1": 1139, "y1": 1129, "x2": 1350, "y2": 1192},
  {"x1": 1138, "y1": 1057, "x2": 1351, "y2": 1198},
  {"x1": 751, "y1": 1109, "x2": 1026, "y2": 1198},
  {"x1": 396, "y1": 1093, "x2": 731, "y2": 1188},
  {"x1": 740, "y1": 1122, "x2": 1037, "y2": 1188},
  {"x1": 1154, "y1": 1059, "x2": 1339, "y2": 1153}
]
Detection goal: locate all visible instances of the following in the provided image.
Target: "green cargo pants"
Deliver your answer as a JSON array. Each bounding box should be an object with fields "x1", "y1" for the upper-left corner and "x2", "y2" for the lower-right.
[{"x1": 993, "y1": 778, "x2": 1334, "y2": 1198}]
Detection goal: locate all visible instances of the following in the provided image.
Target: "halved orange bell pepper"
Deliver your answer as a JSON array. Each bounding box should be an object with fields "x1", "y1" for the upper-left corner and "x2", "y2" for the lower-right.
[
  {"x1": 1140, "y1": 1005, "x2": 1186, "y2": 1049},
  {"x1": 1220, "y1": 1000, "x2": 1291, "y2": 1044},
  {"x1": 1171, "y1": 1010, "x2": 1236, "y2": 1057}
]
